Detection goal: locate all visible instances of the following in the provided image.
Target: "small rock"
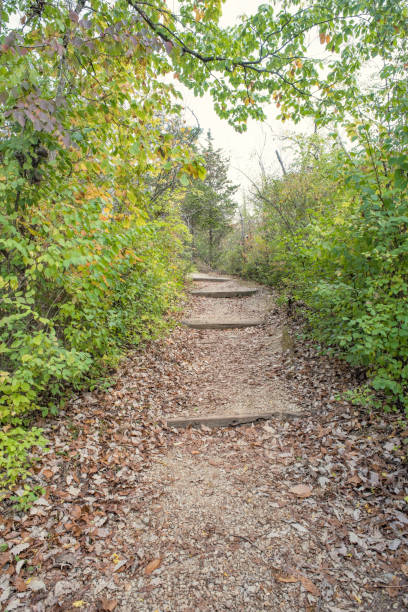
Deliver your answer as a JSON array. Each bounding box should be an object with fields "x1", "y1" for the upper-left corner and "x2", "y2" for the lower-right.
[
  {"x1": 54, "y1": 579, "x2": 81, "y2": 598},
  {"x1": 28, "y1": 578, "x2": 46, "y2": 592}
]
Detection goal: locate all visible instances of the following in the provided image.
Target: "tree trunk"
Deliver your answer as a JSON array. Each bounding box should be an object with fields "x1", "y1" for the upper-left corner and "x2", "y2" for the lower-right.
[
  {"x1": 275, "y1": 150, "x2": 287, "y2": 176},
  {"x1": 209, "y1": 226, "x2": 213, "y2": 266}
]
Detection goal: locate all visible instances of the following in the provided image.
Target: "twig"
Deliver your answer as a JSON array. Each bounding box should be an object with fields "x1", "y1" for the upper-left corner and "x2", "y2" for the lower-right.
[
  {"x1": 213, "y1": 529, "x2": 263, "y2": 551},
  {"x1": 370, "y1": 584, "x2": 408, "y2": 590}
]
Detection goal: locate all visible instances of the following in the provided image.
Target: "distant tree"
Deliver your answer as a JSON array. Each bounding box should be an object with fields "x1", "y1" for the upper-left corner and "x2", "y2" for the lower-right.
[
  {"x1": 145, "y1": 117, "x2": 202, "y2": 214},
  {"x1": 182, "y1": 131, "x2": 238, "y2": 266}
]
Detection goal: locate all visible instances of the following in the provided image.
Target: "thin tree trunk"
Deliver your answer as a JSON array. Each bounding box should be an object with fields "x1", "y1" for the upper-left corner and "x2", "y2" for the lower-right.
[
  {"x1": 275, "y1": 150, "x2": 287, "y2": 176},
  {"x1": 209, "y1": 226, "x2": 213, "y2": 266}
]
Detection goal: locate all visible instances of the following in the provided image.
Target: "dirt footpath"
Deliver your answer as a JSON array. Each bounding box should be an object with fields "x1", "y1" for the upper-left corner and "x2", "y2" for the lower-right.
[{"x1": 1, "y1": 275, "x2": 407, "y2": 611}]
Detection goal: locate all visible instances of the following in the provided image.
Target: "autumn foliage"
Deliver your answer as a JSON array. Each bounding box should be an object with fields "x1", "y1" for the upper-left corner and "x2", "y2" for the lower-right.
[{"x1": 0, "y1": 3, "x2": 202, "y2": 487}]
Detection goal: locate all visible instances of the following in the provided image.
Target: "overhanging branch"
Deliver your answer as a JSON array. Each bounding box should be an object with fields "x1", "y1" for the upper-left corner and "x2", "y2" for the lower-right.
[{"x1": 127, "y1": 0, "x2": 311, "y2": 97}]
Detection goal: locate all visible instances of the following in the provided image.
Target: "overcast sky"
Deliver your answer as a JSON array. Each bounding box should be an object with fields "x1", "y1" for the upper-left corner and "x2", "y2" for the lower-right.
[{"x1": 170, "y1": 0, "x2": 317, "y2": 203}]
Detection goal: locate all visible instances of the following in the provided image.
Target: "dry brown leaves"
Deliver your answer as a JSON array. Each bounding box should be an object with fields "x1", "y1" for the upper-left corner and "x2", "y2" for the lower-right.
[
  {"x1": 289, "y1": 484, "x2": 313, "y2": 498},
  {"x1": 0, "y1": 335, "x2": 183, "y2": 610},
  {"x1": 144, "y1": 558, "x2": 161, "y2": 576},
  {"x1": 0, "y1": 296, "x2": 407, "y2": 610}
]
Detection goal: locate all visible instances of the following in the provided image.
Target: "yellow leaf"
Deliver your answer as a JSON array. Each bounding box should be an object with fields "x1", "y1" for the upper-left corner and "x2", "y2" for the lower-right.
[
  {"x1": 73, "y1": 601, "x2": 86, "y2": 608},
  {"x1": 194, "y1": 8, "x2": 203, "y2": 22}
]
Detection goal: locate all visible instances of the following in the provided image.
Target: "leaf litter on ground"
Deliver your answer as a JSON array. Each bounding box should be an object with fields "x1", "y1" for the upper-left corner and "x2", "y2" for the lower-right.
[{"x1": 0, "y1": 296, "x2": 407, "y2": 610}]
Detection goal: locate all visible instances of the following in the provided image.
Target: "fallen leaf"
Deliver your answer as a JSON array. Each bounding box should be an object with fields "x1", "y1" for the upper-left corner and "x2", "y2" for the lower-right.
[
  {"x1": 54, "y1": 579, "x2": 81, "y2": 598},
  {"x1": 10, "y1": 543, "x2": 30, "y2": 556},
  {"x1": 401, "y1": 564, "x2": 408, "y2": 577},
  {"x1": 276, "y1": 574, "x2": 299, "y2": 583},
  {"x1": 144, "y1": 558, "x2": 161, "y2": 576},
  {"x1": 298, "y1": 574, "x2": 320, "y2": 596},
  {"x1": 347, "y1": 473, "x2": 361, "y2": 485},
  {"x1": 289, "y1": 484, "x2": 313, "y2": 498},
  {"x1": 208, "y1": 459, "x2": 220, "y2": 466},
  {"x1": 42, "y1": 469, "x2": 54, "y2": 479},
  {"x1": 388, "y1": 539, "x2": 401, "y2": 551},
  {"x1": 14, "y1": 576, "x2": 27, "y2": 592},
  {"x1": 72, "y1": 601, "x2": 86, "y2": 608},
  {"x1": 101, "y1": 598, "x2": 118, "y2": 611},
  {"x1": 112, "y1": 559, "x2": 127, "y2": 572},
  {"x1": 71, "y1": 505, "x2": 82, "y2": 519},
  {"x1": 111, "y1": 553, "x2": 120, "y2": 564},
  {"x1": 3, "y1": 599, "x2": 21, "y2": 611},
  {"x1": 0, "y1": 552, "x2": 11, "y2": 567},
  {"x1": 387, "y1": 575, "x2": 400, "y2": 597},
  {"x1": 34, "y1": 496, "x2": 50, "y2": 506},
  {"x1": 28, "y1": 578, "x2": 46, "y2": 591}
]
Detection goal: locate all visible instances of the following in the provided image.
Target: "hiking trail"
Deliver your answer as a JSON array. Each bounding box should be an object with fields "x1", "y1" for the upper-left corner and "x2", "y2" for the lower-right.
[{"x1": 2, "y1": 273, "x2": 406, "y2": 612}]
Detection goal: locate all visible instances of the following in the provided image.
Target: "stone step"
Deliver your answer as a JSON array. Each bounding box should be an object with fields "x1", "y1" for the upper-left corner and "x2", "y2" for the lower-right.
[
  {"x1": 182, "y1": 319, "x2": 262, "y2": 329},
  {"x1": 188, "y1": 274, "x2": 230, "y2": 282},
  {"x1": 190, "y1": 288, "x2": 258, "y2": 298},
  {"x1": 166, "y1": 411, "x2": 301, "y2": 429}
]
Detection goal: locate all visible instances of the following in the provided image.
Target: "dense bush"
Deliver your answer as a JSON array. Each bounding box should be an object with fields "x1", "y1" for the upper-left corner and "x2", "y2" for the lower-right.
[
  {"x1": 0, "y1": 5, "x2": 199, "y2": 488},
  {"x1": 221, "y1": 134, "x2": 408, "y2": 412},
  {"x1": 217, "y1": 0, "x2": 408, "y2": 414},
  {"x1": 0, "y1": 164, "x2": 190, "y2": 487}
]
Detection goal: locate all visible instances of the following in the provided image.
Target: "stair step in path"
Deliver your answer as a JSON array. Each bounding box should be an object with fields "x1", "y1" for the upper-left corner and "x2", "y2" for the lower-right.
[
  {"x1": 188, "y1": 274, "x2": 230, "y2": 282},
  {"x1": 167, "y1": 411, "x2": 300, "y2": 429},
  {"x1": 182, "y1": 319, "x2": 262, "y2": 329},
  {"x1": 190, "y1": 288, "x2": 258, "y2": 298},
  {"x1": 177, "y1": 272, "x2": 299, "y2": 428}
]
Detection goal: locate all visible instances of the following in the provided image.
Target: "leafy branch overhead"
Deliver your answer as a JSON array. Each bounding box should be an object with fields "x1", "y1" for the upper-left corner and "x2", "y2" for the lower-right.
[
  {"x1": 127, "y1": 0, "x2": 407, "y2": 126},
  {"x1": 2, "y1": 1, "x2": 407, "y2": 135}
]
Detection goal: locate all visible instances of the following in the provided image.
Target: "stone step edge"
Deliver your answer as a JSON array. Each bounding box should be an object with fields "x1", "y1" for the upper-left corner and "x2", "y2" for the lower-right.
[
  {"x1": 182, "y1": 320, "x2": 262, "y2": 329},
  {"x1": 188, "y1": 276, "x2": 230, "y2": 282},
  {"x1": 190, "y1": 289, "x2": 258, "y2": 298},
  {"x1": 166, "y1": 412, "x2": 302, "y2": 429}
]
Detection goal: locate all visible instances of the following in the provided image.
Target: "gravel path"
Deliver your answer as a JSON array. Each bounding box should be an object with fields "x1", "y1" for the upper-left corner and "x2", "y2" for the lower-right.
[
  {"x1": 114, "y1": 276, "x2": 407, "y2": 611},
  {"x1": 119, "y1": 276, "x2": 308, "y2": 610}
]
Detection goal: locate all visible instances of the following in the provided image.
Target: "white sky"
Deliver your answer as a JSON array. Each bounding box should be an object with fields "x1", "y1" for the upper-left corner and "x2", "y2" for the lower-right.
[{"x1": 170, "y1": 0, "x2": 317, "y2": 203}]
